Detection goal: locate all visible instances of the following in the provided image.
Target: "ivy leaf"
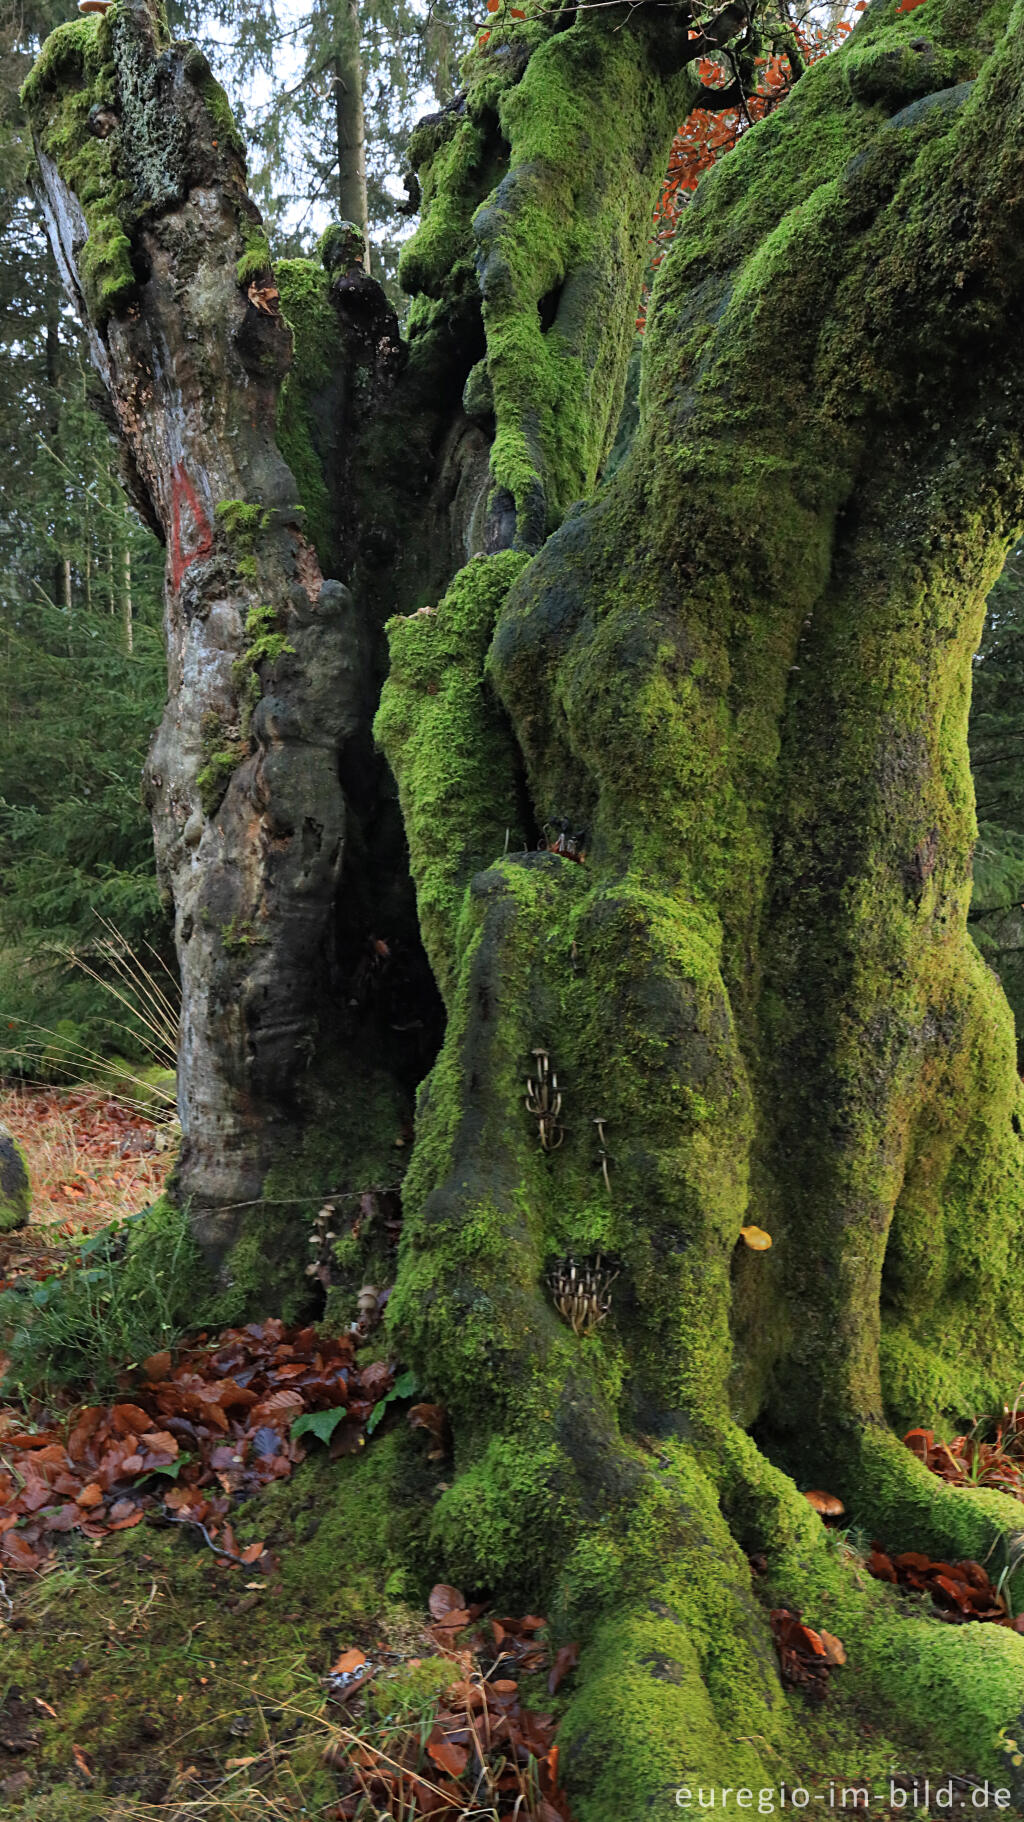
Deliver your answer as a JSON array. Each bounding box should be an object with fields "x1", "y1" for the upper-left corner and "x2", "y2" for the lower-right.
[
  {"x1": 146, "y1": 1455, "x2": 188, "y2": 1479},
  {"x1": 290, "y1": 1406, "x2": 351, "y2": 1447},
  {"x1": 366, "y1": 1369, "x2": 419, "y2": 1436}
]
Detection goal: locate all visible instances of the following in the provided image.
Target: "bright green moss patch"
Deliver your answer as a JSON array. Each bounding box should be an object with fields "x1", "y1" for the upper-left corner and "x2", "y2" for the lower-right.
[
  {"x1": 275, "y1": 256, "x2": 346, "y2": 572},
  {"x1": 215, "y1": 499, "x2": 270, "y2": 542},
  {"x1": 477, "y1": 23, "x2": 697, "y2": 539},
  {"x1": 236, "y1": 213, "x2": 272, "y2": 284}
]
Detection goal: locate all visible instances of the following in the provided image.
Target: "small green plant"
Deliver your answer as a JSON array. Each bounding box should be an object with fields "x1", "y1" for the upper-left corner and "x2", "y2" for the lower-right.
[
  {"x1": 242, "y1": 602, "x2": 295, "y2": 668},
  {"x1": 0, "y1": 1197, "x2": 208, "y2": 1398},
  {"x1": 221, "y1": 916, "x2": 268, "y2": 956}
]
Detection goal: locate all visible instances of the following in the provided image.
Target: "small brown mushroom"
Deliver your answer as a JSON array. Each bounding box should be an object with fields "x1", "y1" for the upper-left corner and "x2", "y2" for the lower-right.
[
  {"x1": 78, "y1": 1, "x2": 112, "y2": 13},
  {"x1": 803, "y1": 1489, "x2": 845, "y2": 1521}
]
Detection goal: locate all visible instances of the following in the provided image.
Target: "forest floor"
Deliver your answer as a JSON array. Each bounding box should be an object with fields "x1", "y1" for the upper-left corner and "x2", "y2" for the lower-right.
[
  {"x1": 0, "y1": 1082, "x2": 171, "y2": 1240},
  {"x1": 1, "y1": 1090, "x2": 1024, "y2": 1820}
]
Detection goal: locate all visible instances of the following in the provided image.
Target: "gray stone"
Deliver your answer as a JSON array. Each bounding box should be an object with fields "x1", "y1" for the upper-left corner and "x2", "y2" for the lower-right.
[{"x1": 0, "y1": 1123, "x2": 30, "y2": 1233}]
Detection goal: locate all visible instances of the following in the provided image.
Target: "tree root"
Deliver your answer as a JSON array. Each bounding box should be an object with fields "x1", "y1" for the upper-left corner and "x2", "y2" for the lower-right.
[{"x1": 543, "y1": 1426, "x2": 1024, "y2": 1819}]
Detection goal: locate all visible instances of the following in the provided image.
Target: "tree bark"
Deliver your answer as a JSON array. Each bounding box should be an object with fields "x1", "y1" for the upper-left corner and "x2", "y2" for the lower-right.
[
  {"x1": 25, "y1": 0, "x2": 1024, "y2": 1809},
  {"x1": 25, "y1": 0, "x2": 384, "y2": 1254}
]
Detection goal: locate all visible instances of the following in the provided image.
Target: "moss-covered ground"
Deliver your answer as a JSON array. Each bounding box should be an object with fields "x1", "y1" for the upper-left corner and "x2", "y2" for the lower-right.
[
  {"x1": 4, "y1": 1420, "x2": 1024, "y2": 1816},
  {"x1": 0, "y1": 1433, "x2": 437, "y2": 1817}
]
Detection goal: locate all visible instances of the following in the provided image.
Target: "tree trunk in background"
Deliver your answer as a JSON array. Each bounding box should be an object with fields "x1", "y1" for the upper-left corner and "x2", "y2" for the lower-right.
[
  {"x1": 43, "y1": 250, "x2": 63, "y2": 612},
  {"x1": 26, "y1": 0, "x2": 1024, "y2": 1809},
  {"x1": 122, "y1": 542, "x2": 132, "y2": 653},
  {"x1": 332, "y1": 0, "x2": 368, "y2": 257}
]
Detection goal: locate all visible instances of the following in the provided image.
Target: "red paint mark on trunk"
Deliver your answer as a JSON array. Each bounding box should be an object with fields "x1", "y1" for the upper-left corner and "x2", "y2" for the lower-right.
[{"x1": 169, "y1": 463, "x2": 214, "y2": 591}]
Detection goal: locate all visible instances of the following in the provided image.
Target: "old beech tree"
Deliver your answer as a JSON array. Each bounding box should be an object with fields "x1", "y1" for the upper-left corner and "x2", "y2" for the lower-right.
[{"x1": 22, "y1": 0, "x2": 1024, "y2": 1806}]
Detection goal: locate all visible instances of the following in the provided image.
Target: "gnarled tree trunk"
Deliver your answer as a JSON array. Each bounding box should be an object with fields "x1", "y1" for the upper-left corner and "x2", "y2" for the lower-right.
[{"x1": 26, "y1": 0, "x2": 1024, "y2": 1809}]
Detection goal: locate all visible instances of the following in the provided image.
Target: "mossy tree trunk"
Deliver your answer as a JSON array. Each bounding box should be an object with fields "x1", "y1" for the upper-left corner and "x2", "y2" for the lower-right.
[{"x1": 26, "y1": 0, "x2": 1024, "y2": 1808}]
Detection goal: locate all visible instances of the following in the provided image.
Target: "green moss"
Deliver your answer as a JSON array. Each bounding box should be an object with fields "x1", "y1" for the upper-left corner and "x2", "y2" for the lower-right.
[
  {"x1": 275, "y1": 256, "x2": 345, "y2": 572},
  {"x1": 241, "y1": 601, "x2": 294, "y2": 667},
  {"x1": 196, "y1": 747, "x2": 241, "y2": 816},
  {"x1": 184, "y1": 47, "x2": 246, "y2": 161},
  {"x1": 220, "y1": 916, "x2": 267, "y2": 955},
  {"x1": 478, "y1": 26, "x2": 691, "y2": 537},
  {"x1": 236, "y1": 212, "x2": 272, "y2": 284},
  {"x1": 399, "y1": 113, "x2": 491, "y2": 302},
  {"x1": 195, "y1": 705, "x2": 245, "y2": 817},
  {"x1": 374, "y1": 551, "x2": 531, "y2": 1004},
  {"x1": 0, "y1": 1431, "x2": 436, "y2": 1814},
  {"x1": 213, "y1": 1052, "x2": 411, "y2": 1323},
  {"x1": 318, "y1": 219, "x2": 366, "y2": 273},
  {"x1": 215, "y1": 499, "x2": 270, "y2": 543}
]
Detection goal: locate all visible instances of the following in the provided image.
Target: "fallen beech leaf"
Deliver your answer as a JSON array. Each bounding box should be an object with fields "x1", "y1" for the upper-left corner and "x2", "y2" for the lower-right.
[
  {"x1": 108, "y1": 1510, "x2": 145, "y2": 1531},
  {"x1": 818, "y1": 1629, "x2": 846, "y2": 1666},
  {"x1": 137, "y1": 1431, "x2": 178, "y2": 1456},
  {"x1": 429, "y1": 1582, "x2": 466, "y2": 1620},
  {"x1": 142, "y1": 1350, "x2": 172, "y2": 1380},
  {"x1": 432, "y1": 1606, "x2": 471, "y2": 1632},
  {"x1": 72, "y1": 1744, "x2": 92, "y2": 1778},
  {"x1": 867, "y1": 1549, "x2": 897, "y2": 1582},
  {"x1": 43, "y1": 1504, "x2": 82, "y2": 1532},
  {"x1": 739, "y1": 1225, "x2": 772, "y2": 1251},
  {"x1": 547, "y1": 1642, "x2": 580, "y2": 1695},
  {"x1": 67, "y1": 1409, "x2": 104, "y2": 1461},
  {"x1": 240, "y1": 1541, "x2": 265, "y2": 1565},
  {"x1": 903, "y1": 1428, "x2": 934, "y2": 1458},
  {"x1": 1, "y1": 1535, "x2": 41, "y2": 1570},
  {"x1": 111, "y1": 1404, "x2": 153, "y2": 1436},
  {"x1": 34, "y1": 1697, "x2": 58, "y2": 1718},
  {"x1": 426, "y1": 1727, "x2": 468, "y2": 1776},
  {"x1": 803, "y1": 1489, "x2": 844, "y2": 1519},
  {"x1": 330, "y1": 1647, "x2": 367, "y2": 1676}
]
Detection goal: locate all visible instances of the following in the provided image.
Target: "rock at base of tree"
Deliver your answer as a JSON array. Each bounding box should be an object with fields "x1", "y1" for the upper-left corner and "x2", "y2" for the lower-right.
[{"x1": 0, "y1": 1123, "x2": 30, "y2": 1232}]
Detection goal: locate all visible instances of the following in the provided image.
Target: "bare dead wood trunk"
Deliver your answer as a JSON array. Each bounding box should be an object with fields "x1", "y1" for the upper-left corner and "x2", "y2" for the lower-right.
[{"x1": 28, "y1": 0, "x2": 369, "y2": 1254}]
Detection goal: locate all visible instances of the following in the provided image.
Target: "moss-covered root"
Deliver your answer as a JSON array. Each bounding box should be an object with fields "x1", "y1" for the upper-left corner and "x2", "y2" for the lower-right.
[
  {"x1": 557, "y1": 1455, "x2": 793, "y2": 1816},
  {"x1": 546, "y1": 1429, "x2": 1024, "y2": 1821},
  {"x1": 718, "y1": 1427, "x2": 1024, "y2": 1806},
  {"x1": 837, "y1": 1426, "x2": 1024, "y2": 1602}
]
